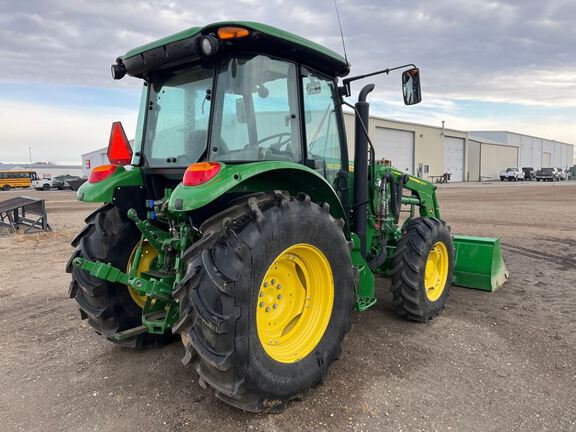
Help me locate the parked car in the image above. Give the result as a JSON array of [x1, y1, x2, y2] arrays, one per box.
[[500, 167, 525, 181], [52, 175, 82, 190], [32, 177, 53, 191], [536, 167, 560, 182], [522, 167, 535, 180], [556, 168, 567, 181]]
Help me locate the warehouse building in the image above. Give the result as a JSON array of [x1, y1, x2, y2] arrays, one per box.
[[469, 131, 574, 177], [81, 147, 108, 178], [343, 113, 575, 182]]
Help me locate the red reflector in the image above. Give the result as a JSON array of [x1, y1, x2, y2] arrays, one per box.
[[183, 162, 221, 186], [89, 164, 118, 183], [107, 121, 133, 165]]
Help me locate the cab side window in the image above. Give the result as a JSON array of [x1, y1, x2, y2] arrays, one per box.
[[302, 68, 343, 185]]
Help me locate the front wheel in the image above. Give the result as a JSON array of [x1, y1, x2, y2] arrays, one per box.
[[390, 217, 454, 321], [1, 184, 10, 191], [174, 192, 355, 412]]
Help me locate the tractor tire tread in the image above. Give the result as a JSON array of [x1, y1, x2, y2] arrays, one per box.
[[390, 217, 454, 322], [175, 191, 355, 412], [67, 204, 171, 349]]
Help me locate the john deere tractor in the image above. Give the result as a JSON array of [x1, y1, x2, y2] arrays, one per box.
[[67, 22, 508, 412]]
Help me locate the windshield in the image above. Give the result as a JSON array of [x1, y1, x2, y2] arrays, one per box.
[[210, 55, 302, 162], [143, 65, 213, 167]]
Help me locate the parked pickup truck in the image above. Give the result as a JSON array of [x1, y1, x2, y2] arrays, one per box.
[[32, 177, 53, 191], [536, 167, 560, 182], [500, 167, 525, 181]]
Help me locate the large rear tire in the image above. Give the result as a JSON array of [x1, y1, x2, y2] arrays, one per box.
[[66, 204, 171, 348], [173, 192, 355, 412], [390, 217, 454, 321]]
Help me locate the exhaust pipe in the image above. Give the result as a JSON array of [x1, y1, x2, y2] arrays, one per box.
[[353, 84, 375, 258]]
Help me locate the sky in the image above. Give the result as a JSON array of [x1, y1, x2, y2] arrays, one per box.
[[0, 0, 575, 164]]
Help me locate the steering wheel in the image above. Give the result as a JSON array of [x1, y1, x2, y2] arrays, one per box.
[[258, 133, 292, 152]]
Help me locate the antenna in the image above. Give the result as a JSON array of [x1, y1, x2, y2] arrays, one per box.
[[334, 0, 348, 65]]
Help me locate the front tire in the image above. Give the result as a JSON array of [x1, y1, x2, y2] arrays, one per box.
[[174, 192, 355, 412], [66, 204, 170, 348], [390, 217, 454, 321]]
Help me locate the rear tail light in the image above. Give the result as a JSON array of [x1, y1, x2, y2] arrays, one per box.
[[107, 122, 133, 165], [89, 164, 118, 183], [183, 162, 221, 186]]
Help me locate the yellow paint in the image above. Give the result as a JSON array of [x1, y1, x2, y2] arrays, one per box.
[[256, 243, 334, 363], [424, 241, 449, 301], [126, 242, 158, 308]]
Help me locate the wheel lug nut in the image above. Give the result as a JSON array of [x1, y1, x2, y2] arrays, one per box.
[[277, 284, 281, 290], [263, 282, 268, 288], [259, 291, 264, 297], [265, 307, 270, 312], [271, 279, 276, 285], [273, 304, 278, 309], [277, 294, 283, 300], [259, 302, 265, 307]]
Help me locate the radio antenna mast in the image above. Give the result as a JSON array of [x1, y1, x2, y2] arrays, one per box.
[[334, 0, 349, 65]]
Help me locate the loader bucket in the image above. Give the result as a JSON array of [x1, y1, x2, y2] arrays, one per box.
[[452, 235, 509, 292]]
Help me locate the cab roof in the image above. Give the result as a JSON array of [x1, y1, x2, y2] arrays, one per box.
[[119, 21, 350, 78]]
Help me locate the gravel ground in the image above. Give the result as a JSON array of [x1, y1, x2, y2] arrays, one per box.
[[0, 182, 575, 432]]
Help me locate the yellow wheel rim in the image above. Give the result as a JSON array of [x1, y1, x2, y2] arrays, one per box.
[[126, 242, 158, 308], [424, 241, 449, 302], [256, 243, 334, 363]]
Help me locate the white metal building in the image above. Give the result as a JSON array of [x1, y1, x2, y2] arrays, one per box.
[[81, 148, 109, 178], [470, 131, 574, 172], [343, 113, 575, 182]]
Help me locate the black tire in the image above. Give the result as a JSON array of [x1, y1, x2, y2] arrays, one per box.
[[390, 217, 454, 321], [66, 204, 171, 348], [42, 184, 51, 191], [173, 192, 355, 412], [1, 184, 10, 191]]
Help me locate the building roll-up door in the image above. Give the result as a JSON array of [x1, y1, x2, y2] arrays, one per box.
[[542, 152, 552, 167], [374, 127, 414, 174], [444, 136, 465, 182]]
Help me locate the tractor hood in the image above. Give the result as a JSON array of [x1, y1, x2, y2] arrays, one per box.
[[118, 21, 350, 79]]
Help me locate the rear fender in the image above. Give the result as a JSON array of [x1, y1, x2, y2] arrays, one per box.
[[168, 161, 349, 237]]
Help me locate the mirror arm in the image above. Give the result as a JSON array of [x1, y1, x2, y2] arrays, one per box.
[[340, 63, 417, 97]]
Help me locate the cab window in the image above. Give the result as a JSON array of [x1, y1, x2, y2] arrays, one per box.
[[302, 68, 342, 185]]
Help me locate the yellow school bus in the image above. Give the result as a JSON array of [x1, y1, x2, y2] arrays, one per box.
[[0, 170, 39, 191]]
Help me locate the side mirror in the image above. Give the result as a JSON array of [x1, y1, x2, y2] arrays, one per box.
[[235, 98, 247, 123], [402, 68, 422, 105]]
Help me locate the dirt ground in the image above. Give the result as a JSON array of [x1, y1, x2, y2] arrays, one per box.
[[0, 181, 575, 432]]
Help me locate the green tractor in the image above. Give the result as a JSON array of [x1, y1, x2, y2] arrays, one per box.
[[67, 22, 508, 412]]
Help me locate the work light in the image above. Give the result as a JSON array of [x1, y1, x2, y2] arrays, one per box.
[[200, 35, 219, 56]]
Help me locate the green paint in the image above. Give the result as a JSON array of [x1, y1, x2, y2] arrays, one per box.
[[350, 233, 376, 311], [452, 235, 509, 292], [168, 161, 349, 234], [122, 21, 347, 67], [77, 167, 143, 203]]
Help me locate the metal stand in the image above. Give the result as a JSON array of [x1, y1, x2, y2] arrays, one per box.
[[0, 196, 52, 233]]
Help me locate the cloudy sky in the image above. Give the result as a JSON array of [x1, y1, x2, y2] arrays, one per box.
[[0, 0, 574, 163]]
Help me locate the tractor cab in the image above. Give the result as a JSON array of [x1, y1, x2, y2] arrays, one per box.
[[112, 23, 351, 198]]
